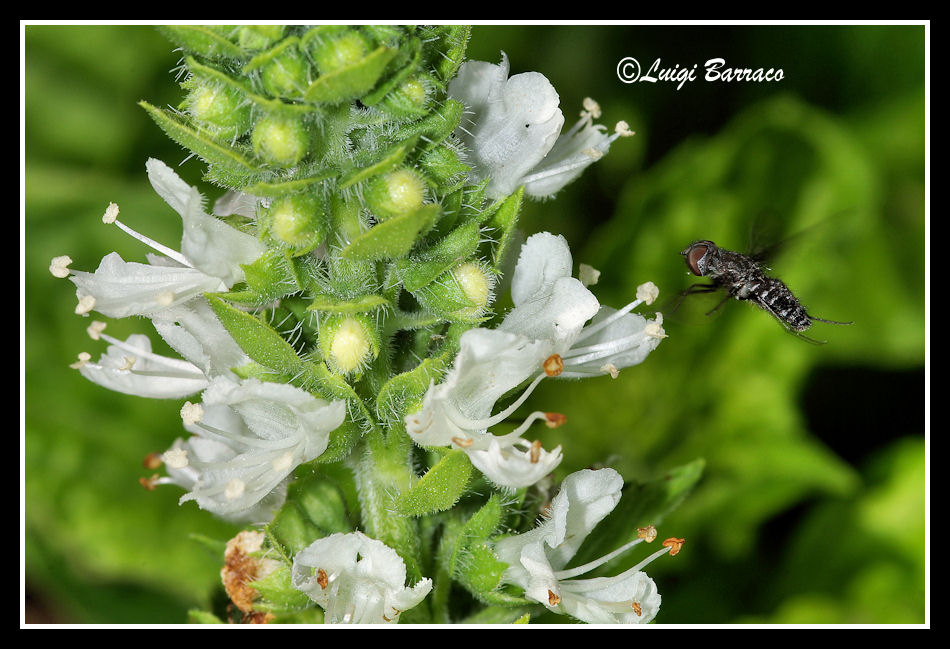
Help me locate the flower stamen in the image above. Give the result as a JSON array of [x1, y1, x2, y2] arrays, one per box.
[[637, 525, 658, 543], [662, 537, 685, 557], [103, 202, 193, 268], [543, 353, 564, 376]]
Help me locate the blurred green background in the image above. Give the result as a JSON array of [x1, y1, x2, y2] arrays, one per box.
[[24, 24, 926, 624]]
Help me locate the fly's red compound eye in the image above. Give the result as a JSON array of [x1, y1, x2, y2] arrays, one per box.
[[685, 243, 709, 276]]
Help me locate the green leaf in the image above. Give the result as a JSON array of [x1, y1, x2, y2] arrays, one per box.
[[485, 187, 524, 270], [394, 99, 464, 151], [458, 494, 504, 544], [359, 38, 422, 107], [206, 295, 303, 374], [341, 203, 440, 262], [158, 26, 246, 60], [338, 136, 419, 189], [394, 450, 473, 516], [241, 168, 337, 197], [304, 45, 398, 104], [317, 419, 364, 465], [418, 144, 471, 191], [306, 293, 390, 315], [456, 544, 508, 594], [138, 101, 261, 187], [376, 352, 450, 422], [242, 35, 300, 73], [250, 565, 312, 611], [448, 496, 510, 601], [421, 25, 471, 83], [184, 55, 255, 98], [288, 470, 352, 537], [232, 248, 302, 303], [267, 503, 322, 561], [397, 220, 481, 293], [459, 606, 534, 625]]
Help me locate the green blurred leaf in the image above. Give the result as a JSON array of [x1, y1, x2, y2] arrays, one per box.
[[569, 460, 704, 571]]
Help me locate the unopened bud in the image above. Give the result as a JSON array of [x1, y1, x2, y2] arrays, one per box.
[[320, 314, 378, 376], [186, 82, 252, 140], [365, 168, 426, 221], [264, 192, 327, 252], [311, 30, 370, 75], [252, 113, 310, 166]]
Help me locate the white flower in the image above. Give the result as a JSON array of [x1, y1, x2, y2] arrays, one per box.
[[72, 331, 209, 399], [449, 53, 632, 200], [493, 468, 680, 624], [72, 300, 249, 399], [61, 159, 265, 318], [160, 376, 347, 519], [404, 233, 664, 488], [292, 531, 433, 624]]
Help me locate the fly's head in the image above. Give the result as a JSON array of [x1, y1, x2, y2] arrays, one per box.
[[681, 240, 721, 278]]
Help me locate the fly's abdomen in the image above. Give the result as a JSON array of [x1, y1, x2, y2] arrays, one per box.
[[751, 277, 811, 331]]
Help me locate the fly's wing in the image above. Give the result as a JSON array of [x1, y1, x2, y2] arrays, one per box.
[[745, 210, 800, 264], [746, 209, 855, 264]]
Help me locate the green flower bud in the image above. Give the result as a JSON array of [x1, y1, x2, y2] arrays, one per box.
[[263, 192, 327, 253], [319, 314, 379, 376], [238, 25, 285, 51], [259, 47, 310, 99], [185, 82, 252, 140], [365, 168, 426, 220], [417, 260, 495, 319], [311, 31, 371, 75], [252, 113, 310, 166], [377, 75, 431, 120]]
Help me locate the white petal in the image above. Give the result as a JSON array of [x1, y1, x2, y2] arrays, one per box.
[[213, 190, 261, 219], [78, 333, 208, 398], [151, 299, 250, 379], [449, 54, 565, 199], [523, 120, 613, 199], [546, 469, 624, 567], [292, 532, 432, 624], [565, 307, 662, 374], [202, 377, 346, 458], [508, 232, 574, 306], [146, 158, 265, 286], [560, 570, 661, 624], [174, 377, 345, 517], [405, 328, 550, 447], [164, 436, 289, 524], [69, 252, 226, 318], [501, 234, 600, 348], [466, 438, 562, 489], [447, 54, 510, 116]]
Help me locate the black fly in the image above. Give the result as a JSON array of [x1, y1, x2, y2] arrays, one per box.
[[678, 240, 852, 344]]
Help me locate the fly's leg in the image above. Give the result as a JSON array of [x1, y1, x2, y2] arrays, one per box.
[[704, 294, 731, 317], [672, 283, 718, 314], [807, 314, 854, 326]]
